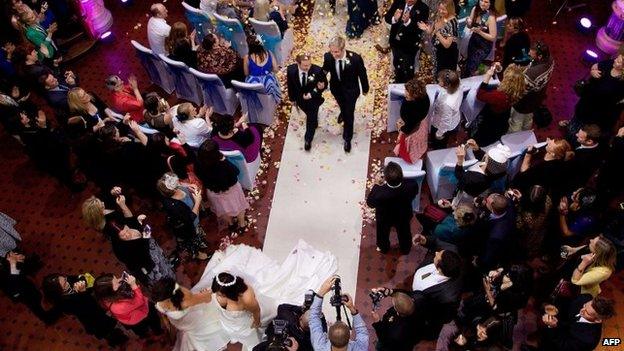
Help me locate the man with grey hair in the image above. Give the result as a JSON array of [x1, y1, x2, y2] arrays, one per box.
[[322, 36, 369, 153], [147, 3, 171, 55]]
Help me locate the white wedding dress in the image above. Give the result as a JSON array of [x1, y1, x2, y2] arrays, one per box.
[[156, 302, 229, 351], [186, 239, 338, 351]]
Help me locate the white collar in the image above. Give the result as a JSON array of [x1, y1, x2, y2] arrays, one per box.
[[577, 143, 598, 150], [576, 314, 599, 324], [386, 182, 402, 189], [337, 52, 347, 61], [298, 68, 309, 76]]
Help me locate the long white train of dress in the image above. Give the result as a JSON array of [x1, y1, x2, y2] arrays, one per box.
[[190, 239, 338, 351]]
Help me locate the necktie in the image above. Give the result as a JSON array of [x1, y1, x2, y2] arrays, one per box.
[[339, 60, 344, 81], [301, 72, 306, 87]]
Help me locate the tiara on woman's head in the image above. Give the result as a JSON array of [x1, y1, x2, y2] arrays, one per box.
[[216, 273, 236, 287]]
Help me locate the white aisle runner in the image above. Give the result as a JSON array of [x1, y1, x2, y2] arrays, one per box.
[[263, 0, 384, 310]]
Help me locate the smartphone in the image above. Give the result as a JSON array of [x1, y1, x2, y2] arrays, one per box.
[[142, 224, 151, 239], [121, 271, 129, 281]]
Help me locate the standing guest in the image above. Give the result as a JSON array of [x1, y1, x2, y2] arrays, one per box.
[[500, 17, 530, 69], [345, 0, 381, 38], [172, 103, 212, 149], [394, 77, 430, 163], [504, 0, 531, 18], [540, 295, 615, 351], [39, 71, 77, 122], [385, 0, 429, 83], [514, 138, 572, 199], [366, 162, 419, 254], [509, 41, 554, 132], [569, 235, 616, 297], [565, 124, 603, 191], [12, 45, 57, 93], [42, 273, 129, 347], [322, 36, 369, 152], [166, 22, 199, 68], [195, 139, 249, 231], [0, 212, 21, 258], [20, 10, 58, 62], [432, 204, 477, 248], [94, 273, 163, 338], [472, 63, 525, 146], [253, 0, 289, 38], [82, 187, 136, 242], [430, 69, 462, 149], [244, 39, 282, 103], [67, 87, 118, 132], [596, 127, 624, 199], [463, 0, 497, 77], [370, 291, 418, 351], [286, 54, 327, 151], [105, 74, 144, 123], [211, 113, 263, 163], [417, 0, 459, 74], [196, 33, 244, 89], [558, 188, 601, 245], [475, 193, 516, 271], [515, 185, 551, 258], [0, 39, 16, 79], [147, 3, 171, 56]]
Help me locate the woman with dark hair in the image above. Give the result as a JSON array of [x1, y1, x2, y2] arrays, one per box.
[[195, 139, 249, 230], [94, 273, 163, 338], [394, 78, 430, 164], [166, 22, 198, 68], [558, 188, 601, 245], [515, 185, 552, 258], [430, 69, 462, 149], [143, 92, 172, 133], [462, 0, 497, 77], [500, 17, 530, 69], [439, 316, 504, 351], [197, 33, 244, 88], [42, 273, 128, 347], [243, 39, 281, 103], [211, 113, 262, 163], [152, 277, 226, 351]]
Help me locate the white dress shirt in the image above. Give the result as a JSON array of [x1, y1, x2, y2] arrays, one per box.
[[335, 53, 347, 81], [431, 88, 463, 136], [412, 263, 450, 291], [172, 117, 212, 148], [147, 17, 171, 55], [392, 5, 413, 26], [298, 68, 309, 86]]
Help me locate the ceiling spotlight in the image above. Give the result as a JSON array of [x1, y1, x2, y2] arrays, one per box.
[[582, 49, 599, 64]]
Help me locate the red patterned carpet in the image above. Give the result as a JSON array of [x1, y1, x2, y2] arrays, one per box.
[[0, 0, 622, 350]]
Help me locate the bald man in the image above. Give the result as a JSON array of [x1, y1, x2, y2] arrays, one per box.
[[147, 3, 171, 55]]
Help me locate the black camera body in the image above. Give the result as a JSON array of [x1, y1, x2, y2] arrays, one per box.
[[303, 290, 314, 311], [369, 291, 385, 311], [268, 319, 293, 348], [329, 277, 346, 307]]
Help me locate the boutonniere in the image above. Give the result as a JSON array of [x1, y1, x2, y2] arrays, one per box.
[[344, 58, 351, 66], [308, 74, 315, 81]]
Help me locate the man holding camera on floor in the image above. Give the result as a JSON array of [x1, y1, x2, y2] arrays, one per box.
[[310, 276, 369, 351]]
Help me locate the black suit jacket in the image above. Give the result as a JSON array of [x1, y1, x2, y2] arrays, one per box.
[[286, 64, 327, 108], [541, 294, 603, 351], [322, 50, 369, 99], [366, 179, 419, 223], [384, 0, 429, 56], [565, 146, 603, 191], [478, 203, 517, 271]]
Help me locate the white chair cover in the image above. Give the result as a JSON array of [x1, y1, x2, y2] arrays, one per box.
[[222, 150, 259, 190], [159, 54, 203, 106], [501, 130, 538, 181], [249, 18, 292, 66], [384, 158, 426, 212], [231, 80, 276, 126], [213, 13, 248, 57], [387, 84, 405, 133], [189, 68, 239, 115], [459, 74, 500, 126], [130, 40, 175, 94], [425, 147, 478, 202], [182, 2, 214, 43], [199, 0, 218, 12]]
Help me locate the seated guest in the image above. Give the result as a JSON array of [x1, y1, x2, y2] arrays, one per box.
[[196, 33, 244, 88], [558, 188, 601, 245], [105, 74, 144, 123], [253, 0, 289, 38], [42, 273, 129, 347], [370, 290, 418, 351], [430, 69, 462, 149], [172, 103, 212, 149], [143, 92, 172, 133], [244, 39, 281, 103], [366, 162, 419, 254], [211, 113, 262, 163], [463, 0, 497, 77], [0, 39, 16, 79], [196, 139, 249, 230], [39, 71, 78, 122], [436, 316, 504, 351], [540, 294, 615, 351], [67, 87, 117, 132], [394, 77, 430, 164], [432, 204, 477, 249], [94, 273, 164, 338], [509, 41, 554, 133], [472, 63, 525, 146], [565, 124, 603, 192], [166, 22, 198, 68], [474, 192, 516, 271], [0, 82, 37, 136], [310, 276, 369, 351], [500, 17, 530, 69], [569, 235, 616, 297], [12, 44, 58, 93], [454, 140, 511, 201]]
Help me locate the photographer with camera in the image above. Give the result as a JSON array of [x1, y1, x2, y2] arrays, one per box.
[[369, 288, 417, 351], [310, 276, 368, 351]]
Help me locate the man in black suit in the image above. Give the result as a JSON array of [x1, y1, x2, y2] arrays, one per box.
[[565, 124, 603, 191], [366, 162, 418, 254], [39, 71, 78, 124], [370, 290, 418, 351], [541, 294, 615, 351], [384, 0, 429, 83], [286, 54, 327, 151], [322, 36, 369, 153], [474, 193, 516, 271]]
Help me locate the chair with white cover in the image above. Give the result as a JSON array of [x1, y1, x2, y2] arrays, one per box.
[[182, 2, 213, 43], [248, 18, 292, 66], [231, 80, 276, 126], [159, 54, 203, 106], [384, 158, 426, 212], [459, 74, 500, 127], [213, 13, 248, 57], [131, 40, 175, 94], [501, 130, 538, 181], [189, 68, 239, 115], [222, 150, 261, 190], [425, 147, 478, 202], [387, 84, 440, 133]]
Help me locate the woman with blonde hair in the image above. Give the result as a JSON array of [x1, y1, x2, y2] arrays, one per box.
[[394, 77, 430, 163], [417, 0, 459, 73], [166, 22, 199, 68], [432, 204, 477, 246], [68, 87, 117, 131], [472, 63, 525, 146], [81, 187, 133, 238], [252, 0, 288, 38], [565, 235, 616, 296]]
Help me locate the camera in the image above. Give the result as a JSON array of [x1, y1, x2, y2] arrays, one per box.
[[369, 290, 386, 311], [303, 290, 314, 311], [329, 277, 346, 307], [268, 319, 292, 348]]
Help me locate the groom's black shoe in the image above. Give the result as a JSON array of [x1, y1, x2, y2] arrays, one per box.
[[337, 113, 343, 124], [344, 140, 351, 153], [304, 141, 311, 151]]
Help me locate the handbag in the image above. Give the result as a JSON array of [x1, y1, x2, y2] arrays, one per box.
[[422, 204, 448, 223], [533, 106, 553, 129]]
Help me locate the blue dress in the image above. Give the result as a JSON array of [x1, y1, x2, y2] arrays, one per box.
[[245, 53, 282, 103], [346, 0, 380, 38]]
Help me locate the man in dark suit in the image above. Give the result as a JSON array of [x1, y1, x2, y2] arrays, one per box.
[[366, 162, 418, 254], [384, 0, 429, 83], [322, 36, 369, 153], [541, 294, 615, 351], [39, 71, 77, 124], [370, 290, 418, 351], [566, 124, 603, 191], [475, 193, 516, 271], [286, 54, 327, 151]]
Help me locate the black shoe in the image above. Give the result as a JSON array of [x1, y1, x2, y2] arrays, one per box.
[[304, 141, 311, 151], [337, 113, 343, 124], [344, 140, 351, 153]]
